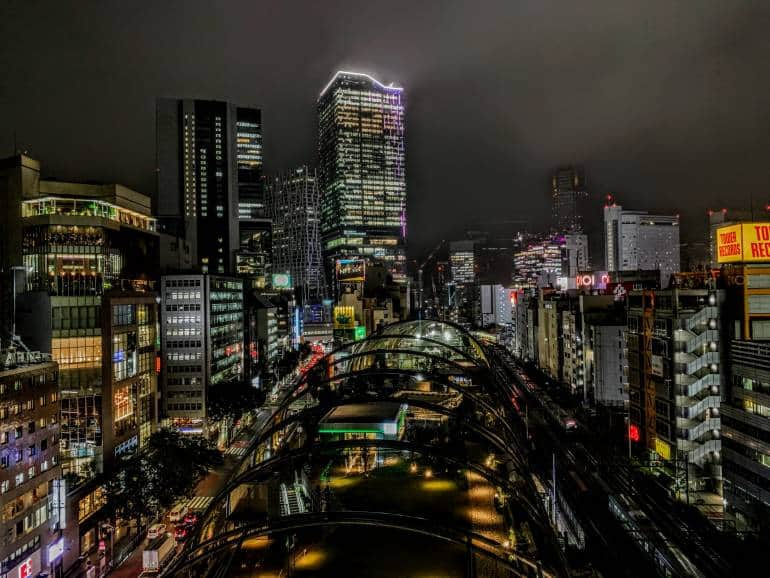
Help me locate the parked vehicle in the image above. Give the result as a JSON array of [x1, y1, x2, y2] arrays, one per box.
[[142, 536, 174, 573]]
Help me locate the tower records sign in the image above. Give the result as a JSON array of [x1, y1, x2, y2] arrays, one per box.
[[717, 223, 770, 263]]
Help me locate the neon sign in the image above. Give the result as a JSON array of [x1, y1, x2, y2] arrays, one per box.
[[576, 272, 611, 289]]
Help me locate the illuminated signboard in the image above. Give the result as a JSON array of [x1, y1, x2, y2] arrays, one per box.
[[576, 271, 611, 290], [628, 424, 640, 442], [271, 272, 292, 289], [717, 223, 770, 263], [18, 558, 33, 578], [655, 437, 671, 461], [353, 325, 366, 341], [48, 538, 64, 563], [333, 306, 356, 329], [336, 259, 366, 282]]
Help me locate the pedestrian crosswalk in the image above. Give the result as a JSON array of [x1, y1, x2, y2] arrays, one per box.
[[186, 496, 213, 512], [225, 446, 248, 457]]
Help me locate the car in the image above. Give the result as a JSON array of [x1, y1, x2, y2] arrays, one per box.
[[174, 525, 190, 541], [147, 523, 167, 540], [169, 502, 189, 523]]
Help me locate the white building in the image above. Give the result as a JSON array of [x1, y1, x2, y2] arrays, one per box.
[[477, 284, 512, 327], [604, 201, 680, 286], [160, 275, 244, 434]]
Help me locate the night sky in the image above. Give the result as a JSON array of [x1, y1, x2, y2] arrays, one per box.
[[1, 1, 769, 256]]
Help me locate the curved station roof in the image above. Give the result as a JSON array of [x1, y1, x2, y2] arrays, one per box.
[[165, 320, 566, 578]]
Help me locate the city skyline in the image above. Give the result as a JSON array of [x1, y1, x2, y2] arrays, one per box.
[[2, 1, 769, 255]]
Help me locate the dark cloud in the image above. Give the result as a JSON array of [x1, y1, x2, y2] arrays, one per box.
[[1, 0, 768, 255]]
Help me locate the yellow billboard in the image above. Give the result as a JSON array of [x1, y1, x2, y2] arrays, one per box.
[[333, 306, 355, 329], [655, 438, 671, 461], [717, 223, 770, 263]]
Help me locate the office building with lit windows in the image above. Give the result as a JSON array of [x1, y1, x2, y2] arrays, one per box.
[[1, 155, 159, 482], [318, 71, 407, 290], [0, 352, 62, 578], [101, 292, 159, 473], [267, 166, 326, 303], [160, 275, 243, 436], [156, 99, 267, 275], [604, 199, 680, 287]]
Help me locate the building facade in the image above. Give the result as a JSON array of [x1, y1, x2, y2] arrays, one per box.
[[318, 71, 407, 288], [0, 354, 62, 578], [551, 166, 589, 233], [157, 99, 266, 275], [626, 287, 723, 498], [267, 167, 325, 302], [160, 275, 243, 434], [101, 292, 159, 473], [1, 155, 159, 481], [604, 200, 680, 287]]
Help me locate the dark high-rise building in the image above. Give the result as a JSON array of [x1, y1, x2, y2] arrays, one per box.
[[318, 71, 407, 291], [267, 167, 325, 303], [156, 99, 266, 274], [551, 166, 589, 233]]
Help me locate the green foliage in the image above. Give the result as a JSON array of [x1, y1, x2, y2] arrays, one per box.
[[207, 380, 265, 423], [103, 428, 223, 524]]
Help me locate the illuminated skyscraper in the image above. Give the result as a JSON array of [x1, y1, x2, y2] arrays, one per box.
[[156, 99, 266, 275], [267, 166, 326, 302], [318, 71, 407, 290]]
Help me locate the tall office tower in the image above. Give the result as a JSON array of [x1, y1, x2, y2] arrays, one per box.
[[627, 286, 724, 500], [318, 71, 407, 291], [267, 167, 325, 303], [551, 166, 589, 233], [157, 99, 266, 275], [160, 275, 243, 437], [1, 155, 159, 481], [604, 199, 680, 287]]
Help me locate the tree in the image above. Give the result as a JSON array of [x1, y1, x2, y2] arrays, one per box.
[[103, 453, 156, 529], [146, 428, 223, 510], [207, 380, 265, 423]]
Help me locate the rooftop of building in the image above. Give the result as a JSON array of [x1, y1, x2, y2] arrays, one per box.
[[0, 347, 56, 375], [320, 402, 404, 424], [319, 70, 403, 98]]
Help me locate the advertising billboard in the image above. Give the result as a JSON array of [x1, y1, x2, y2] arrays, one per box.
[[333, 305, 356, 329], [271, 272, 292, 289], [716, 222, 770, 263], [336, 259, 366, 282]]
